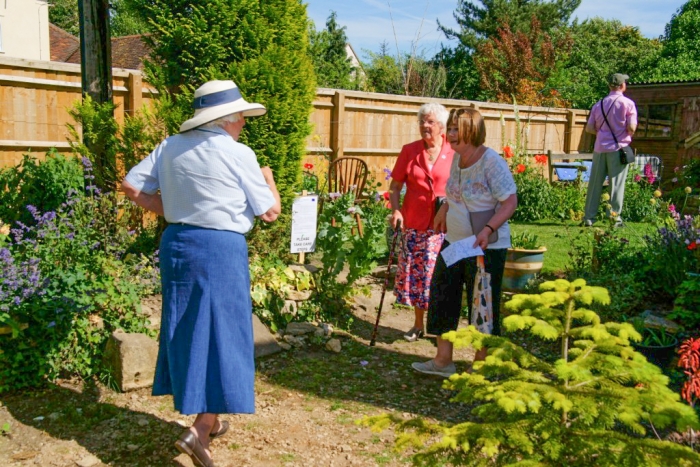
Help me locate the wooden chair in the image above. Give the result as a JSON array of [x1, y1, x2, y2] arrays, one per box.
[[328, 157, 369, 200], [325, 156, 369, 236]]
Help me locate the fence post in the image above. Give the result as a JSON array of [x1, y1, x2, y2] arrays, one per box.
[[564, 110, 574, 153], [330, 90, 345, 161], [127, 72, 142, 117]]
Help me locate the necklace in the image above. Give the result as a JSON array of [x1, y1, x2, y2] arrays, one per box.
[[425, 145, 440, 162]]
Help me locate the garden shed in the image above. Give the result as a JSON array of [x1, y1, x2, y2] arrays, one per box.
[[625, 79, 700, 180]]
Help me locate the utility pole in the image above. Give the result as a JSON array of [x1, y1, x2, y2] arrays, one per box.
[[78, 0, 112, 104]]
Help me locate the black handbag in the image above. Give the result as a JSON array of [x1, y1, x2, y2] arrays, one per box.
[[600, 97, 635, 164]]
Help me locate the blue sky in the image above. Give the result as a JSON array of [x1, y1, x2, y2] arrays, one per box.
[[306, 0, 687, 60]]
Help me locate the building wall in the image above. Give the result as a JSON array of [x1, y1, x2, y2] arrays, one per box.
[[0, 0, 50, 61], [626, 82, 700, 180]]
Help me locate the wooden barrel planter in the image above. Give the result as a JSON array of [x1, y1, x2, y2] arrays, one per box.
[[502, 247, 547, 291]]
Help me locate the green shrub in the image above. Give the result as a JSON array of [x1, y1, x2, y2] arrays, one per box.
[[0, 150, 83, 228], [363, 279, 700, 466], [623, 168, 659, 222], [0, 160, 159, 392], [512, 169, 557, 221], [669, 274, 700, 332]]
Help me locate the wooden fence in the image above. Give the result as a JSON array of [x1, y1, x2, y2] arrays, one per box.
[[308, 89, 592, 189], [0, 55, 156, 167], [0, 56, 593, 190]]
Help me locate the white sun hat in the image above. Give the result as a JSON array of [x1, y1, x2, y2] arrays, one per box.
[[179, 80, 267, 133]]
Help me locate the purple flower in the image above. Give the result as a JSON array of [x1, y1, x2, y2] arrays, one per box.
[[383, 168, 392, 181]]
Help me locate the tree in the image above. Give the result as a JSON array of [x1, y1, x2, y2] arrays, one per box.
[[49, 0, 80, 36], [129, 0, 316, 208], [362, 46, 448, 98], [638, 0, 700, 82], [474, 17, 572, 106], [363, 42, 403, 95], [551, 18, 661, 109], [308, 12, 357, 89], [48, 0, 147, 37], [440, 0, 581, 51], [109, 0, 149, 36]]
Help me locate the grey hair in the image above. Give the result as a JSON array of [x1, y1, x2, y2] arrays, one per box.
[[417, 103, 449, 129], [202, 112, 242, 129]]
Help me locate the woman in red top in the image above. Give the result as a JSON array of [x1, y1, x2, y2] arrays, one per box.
[[389, 103, 454, 341]]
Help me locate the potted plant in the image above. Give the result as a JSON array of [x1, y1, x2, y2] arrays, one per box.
[[502, 231, 546, 290], [629, 318, 679, 368]]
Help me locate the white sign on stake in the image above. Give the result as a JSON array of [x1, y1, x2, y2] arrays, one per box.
[[290, 195, 318, 253]]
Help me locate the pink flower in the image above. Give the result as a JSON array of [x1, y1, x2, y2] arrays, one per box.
[[634, 174, 642, 182], [668, 204, 676, 213]]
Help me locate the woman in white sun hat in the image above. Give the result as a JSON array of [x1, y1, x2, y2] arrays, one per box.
[[122, 80, 281, 467]]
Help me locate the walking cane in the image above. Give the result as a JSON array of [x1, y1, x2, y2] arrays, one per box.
[[369, 220, 401, 346]]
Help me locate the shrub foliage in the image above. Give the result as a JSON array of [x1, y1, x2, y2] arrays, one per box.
[[363, 279, 700, 466]]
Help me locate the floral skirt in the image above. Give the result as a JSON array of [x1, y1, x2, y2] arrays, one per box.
[[393, 228, 444, 310]]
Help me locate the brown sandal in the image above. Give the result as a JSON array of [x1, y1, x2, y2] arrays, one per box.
[[209, 420, 229, 440], [175, 430, 215, 467]]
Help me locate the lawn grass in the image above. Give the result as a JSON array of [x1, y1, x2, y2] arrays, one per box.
[[511, 219, 657, 275]]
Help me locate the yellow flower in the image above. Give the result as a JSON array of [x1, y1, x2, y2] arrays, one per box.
[[685, 186, 692, 194], [653, 190, 662, 198], [0, 224, 9, 236], [601, 193, 610, 201], [610, 211, 618, 218], [650, 198, 657, 205], [605, 203, 612, 210]]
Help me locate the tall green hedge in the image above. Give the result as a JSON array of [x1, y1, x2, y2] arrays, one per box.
[[128, 0, 317, 204]]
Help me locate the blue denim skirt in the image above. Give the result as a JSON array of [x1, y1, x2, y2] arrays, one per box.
[[153, 224, 254, 415]]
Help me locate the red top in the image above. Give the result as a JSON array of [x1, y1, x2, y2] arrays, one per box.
[[391, 137, 454, 230]]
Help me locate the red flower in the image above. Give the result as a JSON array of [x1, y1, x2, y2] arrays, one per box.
[[534, 154, 547, 165], [303, 162, 314, 170], [503, 146, 514, 159], [516, 164, 526, 174], [382, 191, 390, 200], [688, 241, 697, 251]]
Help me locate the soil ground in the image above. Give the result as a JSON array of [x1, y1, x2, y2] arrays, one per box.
[[0, 272, 478, 467]]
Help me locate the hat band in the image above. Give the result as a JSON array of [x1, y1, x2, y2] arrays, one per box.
[[193, 88, 243, 109]]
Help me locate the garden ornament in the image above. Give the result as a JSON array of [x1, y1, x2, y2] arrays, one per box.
[[180, 80, 267, 132], [471, 255, 493, 334], [370, 220, 402, 346]]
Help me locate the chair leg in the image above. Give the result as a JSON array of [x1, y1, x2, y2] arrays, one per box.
[[355, 213, 364, 238]]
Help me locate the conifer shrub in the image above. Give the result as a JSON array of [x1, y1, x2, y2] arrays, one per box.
[[363, 279, 700, 466]]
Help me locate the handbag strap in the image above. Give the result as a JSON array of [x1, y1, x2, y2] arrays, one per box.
[[600, 96, 623, 149]]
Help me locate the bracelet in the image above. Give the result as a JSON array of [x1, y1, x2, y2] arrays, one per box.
[[485, 224, 495, 233]]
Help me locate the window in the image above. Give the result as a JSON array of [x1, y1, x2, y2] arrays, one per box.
[[636, 103, 675, 139]]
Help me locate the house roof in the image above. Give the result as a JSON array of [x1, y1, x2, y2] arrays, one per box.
[[49, 24, 151, 71], [49, 23, 80, 62], [629, 78, 700, 86]]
